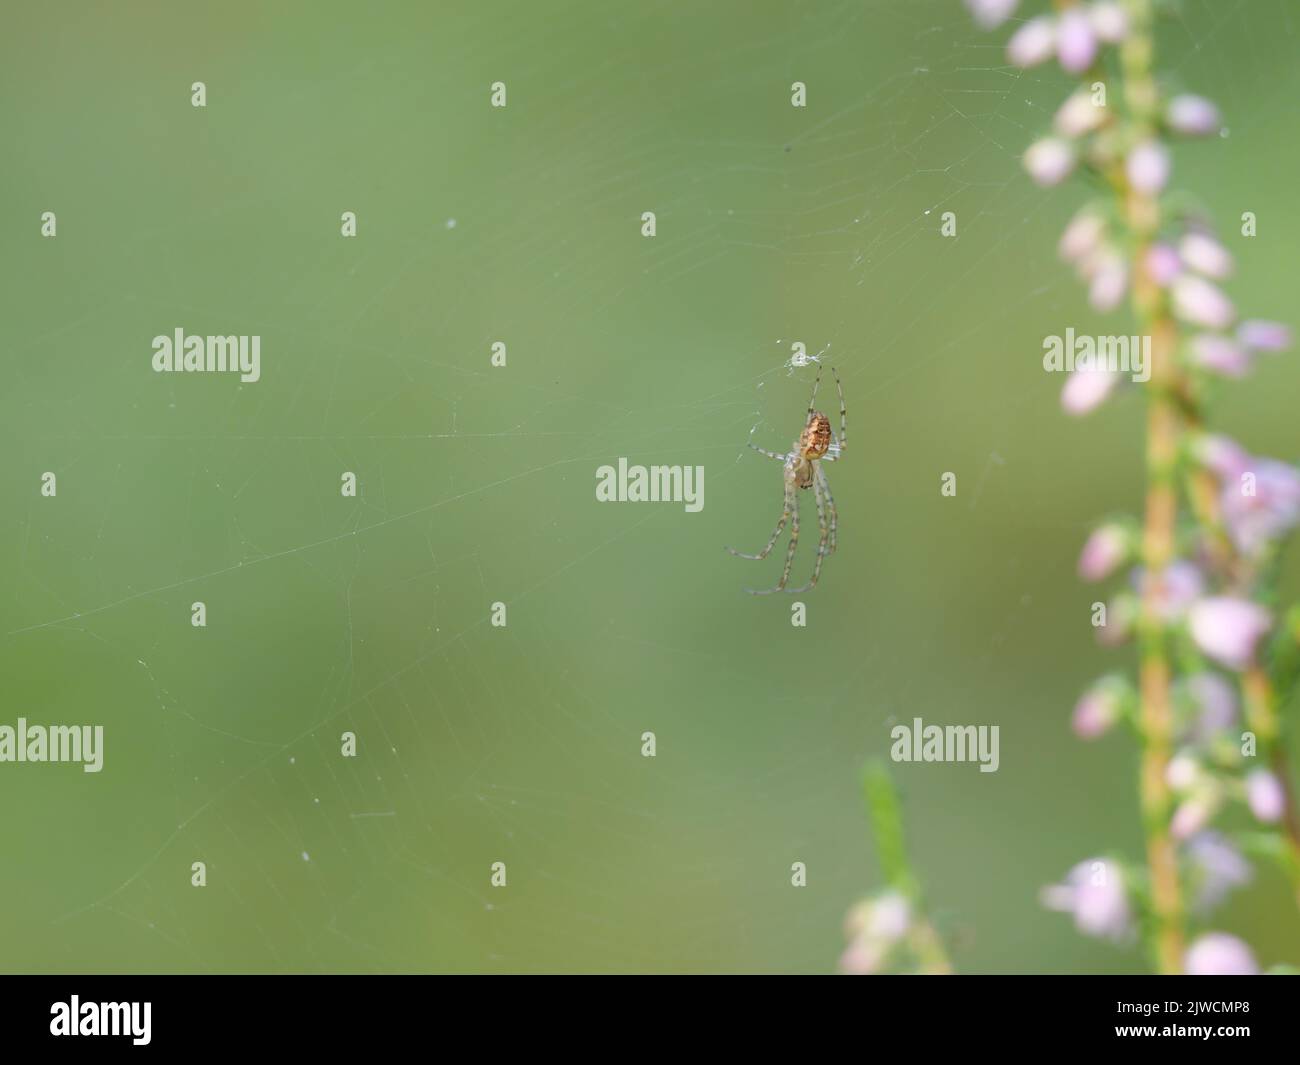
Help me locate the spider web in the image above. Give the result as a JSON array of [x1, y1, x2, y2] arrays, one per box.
[[3, 0, 1299, 973]]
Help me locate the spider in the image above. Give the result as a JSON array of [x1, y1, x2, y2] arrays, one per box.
[[727, 365, 846, 595]]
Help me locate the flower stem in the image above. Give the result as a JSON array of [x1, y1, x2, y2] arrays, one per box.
[[1121, 0, 1185, 973], [1136, 328, 1186, 974], [862, 762, 953, 973]]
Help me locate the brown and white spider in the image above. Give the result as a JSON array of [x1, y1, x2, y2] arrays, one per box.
[[727, 365, 846, 595]]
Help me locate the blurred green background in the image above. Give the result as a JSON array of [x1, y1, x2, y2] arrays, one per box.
[[2, 0, 1298, 973]]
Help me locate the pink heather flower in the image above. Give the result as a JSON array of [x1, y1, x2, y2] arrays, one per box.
[[1096, 593, 1137, 647], [1072, 676, 1128, 739], [1061, 367, 1120, 415], [1172, 274, 1235, 329], [1056, 8, 1098, 73], [964, 0, 1019, 30], [1220, 458, 1300, 555], [1237, 319, 1292, 352], [1055, 90, 1107, 137], [1145, 242, 1182, 287], [1059, 211, 1107, 263], [1188, 597, 1272, 670], [1133, 560, 1204, 622], [1166, 753, 1203, 793], [1126, 139, 1171, 195], [1171, 794, 1216, 840], [1167, 94, 1222, 137], [1179, 672, 1239, 743], [1078, 523, 1129, 581], [839, 937, 887, 975], [1088, 2, 1128, 43], [841, 891, 912, 975], [1185, 933, 1260, 976], [1041, 860, 1132, 941], [864, 892, 912, 940], [1024, 138, 1076, 187], [1187, 832, 1251, 913], [1195, 433, 1251, 480], [1007, 16, 1056, 68], [1088, 254, 1128, 312], [1178, 232, 1234, 280], [1246, 768, 1286, 823], [1189, 333, 1252, 378]]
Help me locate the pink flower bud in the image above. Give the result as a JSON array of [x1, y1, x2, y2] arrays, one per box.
[[1088, 2, 1128, 43], [1088, 253, 1128, 312], [1007, 16, 1056, 68], [1181, 672, 1239, 743], [1167, 94, 1222, 137], [865, 892, 912, 940], [1135, 560, 1204, 622], [1166, 753, 1201, 792], [1221, 458, 1300, 556], [1171, 794, 1215, 840], [1172, 274, 1235, 329], [1145, 242, 1182, 287], [1126, 139, 1170, 195], [1187, 832, 1251, 913], [1056, 8, 1098, 73], [1055, 90, 1107, 137], [1195, 434, 1250, 480], [1096, 594, 1137, 647], [1078, 524, 1129, 581], [1246, 768, 1285, 823], [1041, 859, 1132, 941], [1188, 597, 1272, 670], [1024, 138, 1076, 187], [1185, 933, 1259, 976], [1072, 676, 1128, 739], [1189, 333, 1252, 378], [964, 0, 1019, 30], [1237, 319, 1292, 352], [839, 938, 887, 975], [1059, 210, 1107, 262], [1061, 367, 1120, 415], [1178, 232, 1234, 279]]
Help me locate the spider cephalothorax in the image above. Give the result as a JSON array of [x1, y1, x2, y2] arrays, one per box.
[[727, 366, 846, 594]]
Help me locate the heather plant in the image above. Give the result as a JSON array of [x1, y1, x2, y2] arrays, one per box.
[[844, 0, 1299, 975], [840, 765, 953, 975], [963, 0, 1300, 975]]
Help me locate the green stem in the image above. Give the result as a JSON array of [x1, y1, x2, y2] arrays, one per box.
[[1119, 0, 1185, 974], [862, 762, 953, 973]]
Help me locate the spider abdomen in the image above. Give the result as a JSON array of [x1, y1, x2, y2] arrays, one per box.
[[801, 412, 832, 459]]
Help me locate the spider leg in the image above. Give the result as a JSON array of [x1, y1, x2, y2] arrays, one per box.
[[831, 366, 845, 454], [747, 442, 788, 462], [787, 473, 830, 593], [805, 364, 823, 419], [747, 487, 800, 595], [726, 485, 791, 561], [819, 464, 837, 555]]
